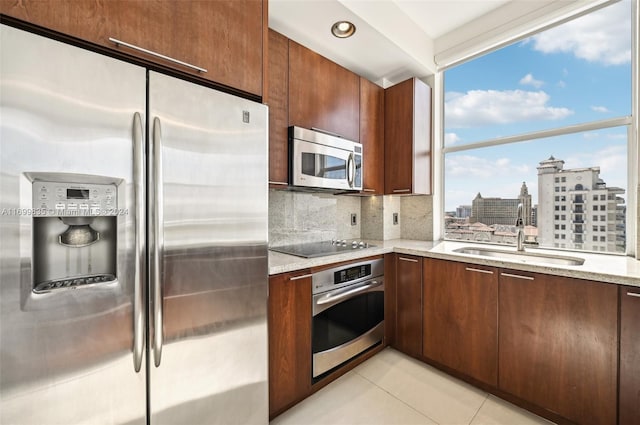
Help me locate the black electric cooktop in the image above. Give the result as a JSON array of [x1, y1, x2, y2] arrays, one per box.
[[270, 240, 375, 258]]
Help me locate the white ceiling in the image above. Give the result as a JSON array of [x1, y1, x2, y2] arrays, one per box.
[[269, 0, 578, 87], [269, 0, 511, 86], [392, 0, 511, 39]]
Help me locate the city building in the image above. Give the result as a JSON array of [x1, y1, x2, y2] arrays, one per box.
[[537, 156, 625, 253], [469, 182, 532, 226], [456, 205, 472, 218]]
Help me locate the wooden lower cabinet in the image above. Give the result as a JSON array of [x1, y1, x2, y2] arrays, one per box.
[[268, 270, 312, 418], [620, 285, 640, 425], [394, 255, 423, 358], [422, 259, 498, 386], [498, 270, 618, 425]]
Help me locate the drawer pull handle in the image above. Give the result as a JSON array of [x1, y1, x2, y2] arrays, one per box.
[[392, 189, 411, 193], [501, 273, 534, 281], [363, 189, 376, 192], [109, 38, 207, 73], [269, 181, 288, 186], [627, 292, 640, 298], [465, 267, 494, 274], [289, 273, 312, 281], [398, 257, 418, 263]]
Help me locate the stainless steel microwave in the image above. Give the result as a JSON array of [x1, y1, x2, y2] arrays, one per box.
[[289, 126, 362, 191]]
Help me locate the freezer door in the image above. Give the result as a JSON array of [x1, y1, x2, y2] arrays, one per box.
[[148, 71, 268, 424], [0, 25, 147, 424]]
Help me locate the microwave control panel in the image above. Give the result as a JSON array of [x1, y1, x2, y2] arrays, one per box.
[[32, 181, 118, 217]]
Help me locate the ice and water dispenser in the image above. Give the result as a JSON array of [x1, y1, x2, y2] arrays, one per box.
[[31, 178, 119, 293]]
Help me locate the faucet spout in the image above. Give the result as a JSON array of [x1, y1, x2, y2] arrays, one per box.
[[516, 203, 525, 252]]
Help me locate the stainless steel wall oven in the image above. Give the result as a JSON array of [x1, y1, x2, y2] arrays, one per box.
[[311, 258, 384, 379]]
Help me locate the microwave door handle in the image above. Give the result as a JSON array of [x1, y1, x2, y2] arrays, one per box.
[[347, 153, 355, 188], [132, 112, 145, 373]]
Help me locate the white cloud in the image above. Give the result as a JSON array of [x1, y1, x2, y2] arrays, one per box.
[[446, 155, 531, 180], [556, 80, 566, 88], [582, 132, 600, 140], [519, 73, 544, 88], [591, 105, 609, 113], [445, 89, 573, 128], [444, 132, 462, 146], [528, 1, 631, 66], [564, 144, 627, 190], [445, 155, 538, 209]]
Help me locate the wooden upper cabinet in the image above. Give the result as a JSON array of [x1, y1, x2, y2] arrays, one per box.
[[359, 78, 384, 195], [422, 259, 498, 386], [498, 271, 617, 425], [288, 40, 359, 141], [384, 77, 431, 195], [0, 0, 266, 97], [267, 29, 289, 186], [620, 286, 640, 425]]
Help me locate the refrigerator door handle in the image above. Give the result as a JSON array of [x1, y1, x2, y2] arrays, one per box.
[[150, 116, 164, 368], [132, 112, 146, 373]]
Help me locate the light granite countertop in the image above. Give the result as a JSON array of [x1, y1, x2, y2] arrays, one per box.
[[269, 239, 640, 287]]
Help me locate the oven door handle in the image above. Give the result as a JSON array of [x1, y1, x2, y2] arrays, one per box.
[[313, 279, 383, 316]]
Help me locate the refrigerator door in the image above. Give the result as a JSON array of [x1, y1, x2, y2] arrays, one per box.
[[0, 25, 147, 424], [147, 71, 268, 424]]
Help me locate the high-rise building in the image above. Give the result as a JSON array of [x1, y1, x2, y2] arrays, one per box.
[[537, 156, 625, 252], [470, 182, 532, 226], [456, 205, 472, 218]]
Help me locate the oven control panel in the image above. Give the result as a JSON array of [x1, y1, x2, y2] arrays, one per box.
[[313, 257, 384, 295], [334, 264, 371, 285]]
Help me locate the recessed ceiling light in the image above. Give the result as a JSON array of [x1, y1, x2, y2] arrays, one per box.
[[331, 21, 356, 38]]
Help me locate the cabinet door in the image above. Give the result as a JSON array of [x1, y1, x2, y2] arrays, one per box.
[[0, 0, 265, 96], [423, 259, 498, 386], [359, 78, 384, 194], [394, 255, 422, 358], [268, 271, 312, 418], [267, 29, 289, 186], [384, 77, 431, 195], [620, 286, 640, 425], [499, 271, 617, 425], [288, 40, 359, 141]]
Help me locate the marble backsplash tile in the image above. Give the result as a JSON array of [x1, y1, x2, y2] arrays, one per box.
[[269, 190, 361, 247], [361, 195, 432, 241], [269, 190, 435, 246], [401, 195, 433, 241], [361, 195, 402, 240]]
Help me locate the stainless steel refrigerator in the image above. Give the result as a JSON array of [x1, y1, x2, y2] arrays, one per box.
[[0, 24, 268, 424]]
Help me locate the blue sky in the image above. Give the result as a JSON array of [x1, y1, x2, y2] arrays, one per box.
[[443, 0, 632, 211]]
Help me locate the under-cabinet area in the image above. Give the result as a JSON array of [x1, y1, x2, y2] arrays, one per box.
[[269, 245, 640, 425]]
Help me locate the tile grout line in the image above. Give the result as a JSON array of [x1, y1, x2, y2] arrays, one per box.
[[467, 394, 490, 425], [354, 369, 442, 425]]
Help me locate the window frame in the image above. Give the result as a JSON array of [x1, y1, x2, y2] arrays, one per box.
[[434, 0, 638, 257]]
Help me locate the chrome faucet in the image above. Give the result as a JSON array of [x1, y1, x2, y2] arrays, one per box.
[[516, 203, 525, 252]]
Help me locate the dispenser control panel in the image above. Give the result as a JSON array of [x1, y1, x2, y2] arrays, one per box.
[[33, 181, 118, 217]]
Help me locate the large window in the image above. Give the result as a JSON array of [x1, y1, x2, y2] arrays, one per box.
[[443, 0, 634, 254]]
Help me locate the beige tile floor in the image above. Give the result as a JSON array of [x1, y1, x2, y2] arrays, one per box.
[[271, 348, 555, 425]]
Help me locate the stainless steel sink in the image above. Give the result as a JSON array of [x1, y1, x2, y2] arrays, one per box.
[[452, 247, 585, 266]]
